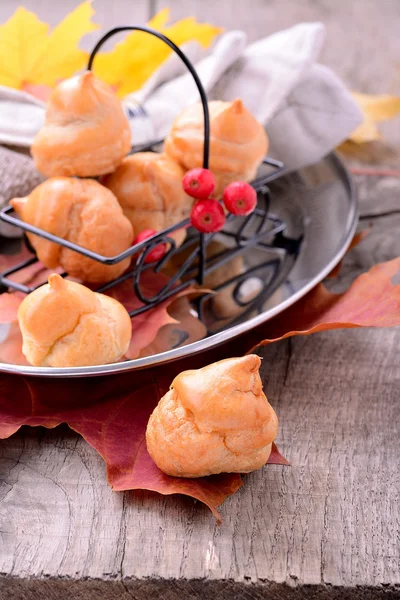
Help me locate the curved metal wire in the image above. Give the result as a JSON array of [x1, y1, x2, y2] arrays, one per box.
[[0, 157, 292, 314], [87, 25, 210, 169]]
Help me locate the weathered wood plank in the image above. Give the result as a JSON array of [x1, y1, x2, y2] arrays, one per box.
[[1, 578, 400, 600], [357, 175, 400, 218], [0, 325, 399, 596], [0, 0, 400, 597], [0, 184, 399, 595]]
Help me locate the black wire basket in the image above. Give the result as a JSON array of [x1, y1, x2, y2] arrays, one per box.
[[0, 26, 302, 335]]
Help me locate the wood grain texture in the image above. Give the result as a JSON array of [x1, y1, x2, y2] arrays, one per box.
[[0, 325, 399, 598], [0, 178, 399, 597], [1, 0, 400, 597]]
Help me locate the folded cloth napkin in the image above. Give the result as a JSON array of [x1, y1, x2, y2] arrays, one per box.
[[0, 146, 43, 237], [0, 22, 362, 235], [132, 23, 362, 169]]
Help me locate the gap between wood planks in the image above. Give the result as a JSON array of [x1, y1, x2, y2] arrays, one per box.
[[350, 167, 400, 177]]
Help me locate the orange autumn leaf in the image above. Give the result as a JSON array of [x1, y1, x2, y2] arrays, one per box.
[[138, 295, 207, 358], [0, 323, 28, 366], [0, 370, 285, 520], [245, 256, 400, 354], [1, 246, 400, 517], [0, 244, 32, 272]]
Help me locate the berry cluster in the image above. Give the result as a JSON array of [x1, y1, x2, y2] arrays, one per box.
[[133, 168, 257, 264], [182, 168, 257, 233]]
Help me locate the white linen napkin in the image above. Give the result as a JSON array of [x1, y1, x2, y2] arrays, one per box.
[[132, 23, 362, 170], [0, 87, 45, 147]]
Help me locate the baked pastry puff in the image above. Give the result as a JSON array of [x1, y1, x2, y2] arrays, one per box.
[[164, 99, 268, 197], [103, 152, 193, 246], [146, 355, 278, 477], [32, 71, 131, 178], [18, 274, 131, 367], [10, 177, 133, 284]]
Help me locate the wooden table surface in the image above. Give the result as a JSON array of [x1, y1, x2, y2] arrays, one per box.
[[0, 1, 399, 598]]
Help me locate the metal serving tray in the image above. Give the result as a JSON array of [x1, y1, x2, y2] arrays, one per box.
[[0, 152, 357, 377]]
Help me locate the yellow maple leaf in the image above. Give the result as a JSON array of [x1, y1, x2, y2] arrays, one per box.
[[348, 92, 400, 144], [93, 8, 222, 98], [0, 1, 98, 90]]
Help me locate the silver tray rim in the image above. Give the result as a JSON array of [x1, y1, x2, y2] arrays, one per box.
[[0, 153, 358, 378]]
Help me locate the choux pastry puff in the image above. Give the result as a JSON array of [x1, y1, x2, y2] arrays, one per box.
[[32, 71, 131, 178], [17, 274, 131, 367], [146, 355, 278, 477], [164, 99, 268, 197], [11, 177, 134, 284], [103, 152, 193, 246]]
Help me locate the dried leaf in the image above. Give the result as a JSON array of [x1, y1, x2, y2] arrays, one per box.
[[346, 92, 400, 144], [0, 4, 220, 101], [0, 2, 98, 91], [105, 273, 176, 359], [0, 371, 242, 519], [0, 369, 287, 519], [2, 253, 399, 518], [267, 442, 290, 466], [0, 244, 55, 295], [337, 139, 400, 165], [0, 244, 61, 322], [93, 8, 222, 97], [104, 272, 202, 359], [245, 257, 400, 354], [138, 296, 207, 357]]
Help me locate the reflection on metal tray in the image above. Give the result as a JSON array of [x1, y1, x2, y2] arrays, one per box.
[[0, 152, 357, 377]]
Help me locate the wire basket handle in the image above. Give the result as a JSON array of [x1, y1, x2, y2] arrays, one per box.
[[87, 26, 210, 169]]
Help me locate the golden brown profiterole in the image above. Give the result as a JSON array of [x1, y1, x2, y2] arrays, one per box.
[[146, 355, 278, 477], [11, 177, 133, 284], [103, 152, 193, 247], [18, 274, 132, 367], [164, 99, 268, 197], [32, 71, 131, 178]]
